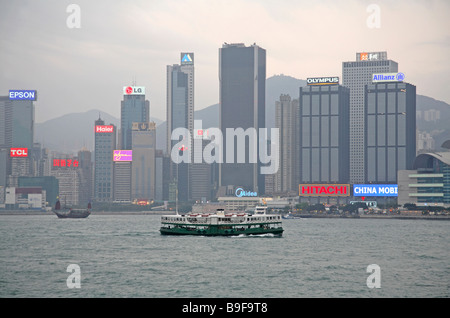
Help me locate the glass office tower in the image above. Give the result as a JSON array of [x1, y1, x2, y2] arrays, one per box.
[[343, 52, 398, 183], [299, 83, 350, 184], [365, 81, 416, 183], [219, 43, 266, 194], [121, 87, 149, 150]]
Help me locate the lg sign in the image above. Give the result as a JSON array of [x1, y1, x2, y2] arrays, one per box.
[[10, 148, 28, 157], [123, 86, 145, 95], [96, 125, 114, 133]]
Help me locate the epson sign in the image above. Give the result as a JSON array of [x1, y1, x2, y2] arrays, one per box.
[[9, 90, 37, 101], [372, 72, 405, 83], [306, 77, 339, 86]]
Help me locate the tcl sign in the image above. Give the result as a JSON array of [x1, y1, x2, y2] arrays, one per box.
[[123, 86, 145, 95], [96, 125, 114, 133], [299, 184, 350, 197], [10, 148, 28, 157]]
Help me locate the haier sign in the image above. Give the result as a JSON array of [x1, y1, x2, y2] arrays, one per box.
[[353, 184, 398, 197], [9, 90, 37, 101]]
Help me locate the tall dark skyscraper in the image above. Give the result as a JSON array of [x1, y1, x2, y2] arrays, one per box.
[[275, 94, 299, 195], [342, 52, 398, 183], [219, 43, 266, 194], [299, 78, 350, 184], [94, 116, 116, 202], [0, 94, 35, 188], [121, 86, 149, 150], [365, 78, 416, 183], [166, 53, 194, 202]]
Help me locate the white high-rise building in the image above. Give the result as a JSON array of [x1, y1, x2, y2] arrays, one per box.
[[342, 51, 398, 183]]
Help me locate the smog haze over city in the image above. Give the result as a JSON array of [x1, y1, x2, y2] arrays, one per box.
[[0, 0, 449, 123]]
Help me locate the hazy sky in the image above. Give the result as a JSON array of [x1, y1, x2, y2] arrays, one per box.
[[1, 0, 449, 123]]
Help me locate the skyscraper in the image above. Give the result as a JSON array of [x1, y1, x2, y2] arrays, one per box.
[[131, 122, 156, 202], [121, 86, 149, 150], [219, 43, 266, 194], [274, 94, 299, 195], [342, 52, 398, 183], [166, 53, 194, 201], [0, 94, 35, 187], [365, 78, 416, 183], [94, 116, 116, 202], [299, 78, 350, 184]]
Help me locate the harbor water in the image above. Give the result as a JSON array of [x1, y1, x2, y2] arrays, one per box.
[[0, 214, 448, 298]]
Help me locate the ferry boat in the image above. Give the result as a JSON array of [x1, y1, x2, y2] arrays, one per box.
[[160, 206, 283, 236]]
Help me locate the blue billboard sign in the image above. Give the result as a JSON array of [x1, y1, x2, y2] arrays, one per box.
[[353, 184, 398, 197], [235, 188, 257, 198], [9, 90, 37, 101]]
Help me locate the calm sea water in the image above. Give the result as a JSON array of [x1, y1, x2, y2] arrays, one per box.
[[0, 214, 448, 298]]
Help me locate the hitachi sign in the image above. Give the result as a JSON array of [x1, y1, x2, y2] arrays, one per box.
[[95, 125, 114, 133], [10, 148, 28, 157], [299, 184, 350, 196]]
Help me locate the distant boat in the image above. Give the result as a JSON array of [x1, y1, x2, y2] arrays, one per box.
[[282, 212, 301, 219], [53, 200, 91, 219]]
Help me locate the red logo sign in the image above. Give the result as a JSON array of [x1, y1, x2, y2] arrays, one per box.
[[96, 125, 114, 133], [299, 184, 350, 197], [125, 86, 133, 94], [10, 148, 28, 157], [53, 159, 79, 167]]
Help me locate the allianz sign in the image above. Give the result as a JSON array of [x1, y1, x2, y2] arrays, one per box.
[[372, 72, 405, 83]]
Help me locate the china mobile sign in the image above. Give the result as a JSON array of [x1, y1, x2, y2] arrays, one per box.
[[113, 150, 132, 162], [299, 184, 350, 196], [95, 125, 114, 133], [10, 148, 28, 157], [353, 184, 398, 197]]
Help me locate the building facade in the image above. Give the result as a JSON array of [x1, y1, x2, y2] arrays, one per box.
[[219, 43, 266, 194], [131, 122, 156, 202], [398, 152, 450, 207], [342, 52, 398, 183], [166, 53, 195, 202], [121, 86, 149, 150], [364, 81, 416, 183], [94, 117, 116, 202], [299, 81, 350, 184], [274, 94, 299, 195]]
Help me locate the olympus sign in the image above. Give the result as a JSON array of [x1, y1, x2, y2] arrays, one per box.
[[306, 77, 339, 86]]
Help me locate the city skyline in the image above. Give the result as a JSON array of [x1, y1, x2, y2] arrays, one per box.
[[1, 0, 449, 124]]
